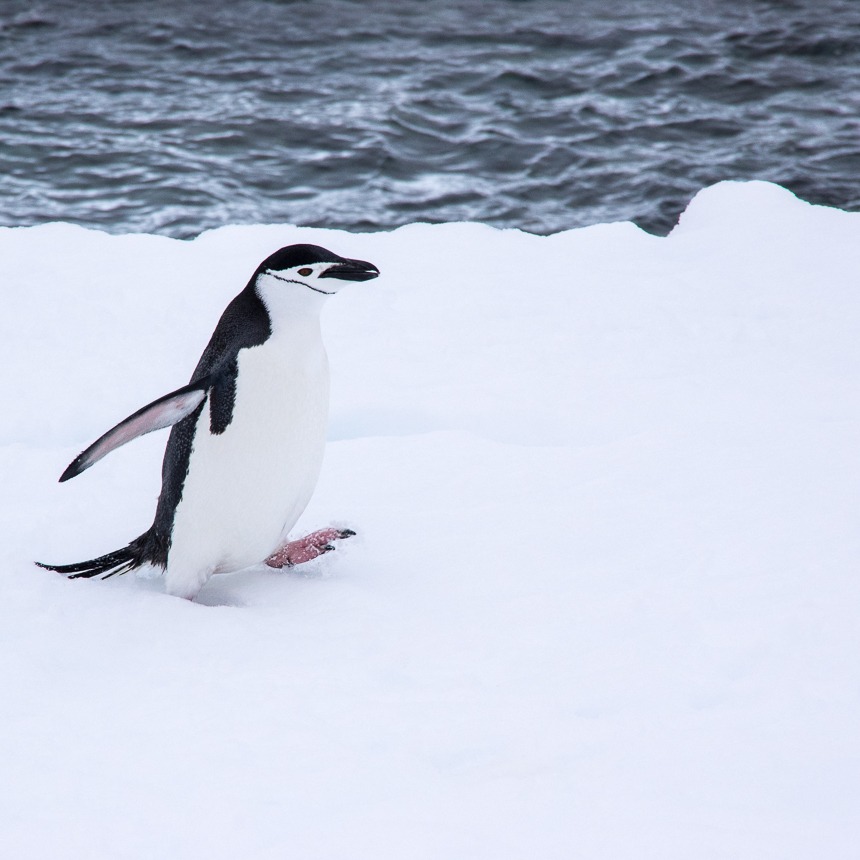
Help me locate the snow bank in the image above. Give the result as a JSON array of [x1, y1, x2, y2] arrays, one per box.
[[2, 181, 859, 858]]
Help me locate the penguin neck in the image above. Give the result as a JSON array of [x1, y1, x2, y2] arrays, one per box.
[[253, 273, 328, 338]]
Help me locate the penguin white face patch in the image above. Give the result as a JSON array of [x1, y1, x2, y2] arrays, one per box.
[[264, 266, 338, 296], [261, 255, 379, 298]]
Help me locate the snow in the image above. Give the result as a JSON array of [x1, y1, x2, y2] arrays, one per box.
[[2, 180, 859, 857]]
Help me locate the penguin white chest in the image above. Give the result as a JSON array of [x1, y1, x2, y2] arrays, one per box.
[[167, 323, 329, 585]]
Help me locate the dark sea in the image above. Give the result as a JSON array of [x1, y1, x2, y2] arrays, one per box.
[[1, 0, 859, 237]]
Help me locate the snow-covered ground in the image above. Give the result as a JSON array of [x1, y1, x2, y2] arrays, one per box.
[[2, 181, 859, 858]]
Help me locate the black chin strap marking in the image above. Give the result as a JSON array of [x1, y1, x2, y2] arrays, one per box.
[[266, 271, 335, 295]]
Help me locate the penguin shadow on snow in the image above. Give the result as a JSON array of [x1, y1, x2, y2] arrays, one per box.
[[94, 544, 351, 608], [187, 561, 334, 609]]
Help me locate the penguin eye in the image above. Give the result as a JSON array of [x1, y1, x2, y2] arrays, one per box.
[[297, 268, 313, 277]]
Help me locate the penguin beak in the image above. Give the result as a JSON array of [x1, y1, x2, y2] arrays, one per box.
[[319, 259, 380, 282]]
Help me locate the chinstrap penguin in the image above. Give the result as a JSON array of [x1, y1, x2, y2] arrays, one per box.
[[37, 244, 379, 600]]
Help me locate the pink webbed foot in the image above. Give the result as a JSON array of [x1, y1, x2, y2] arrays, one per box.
[[265, 527, 356, 569]]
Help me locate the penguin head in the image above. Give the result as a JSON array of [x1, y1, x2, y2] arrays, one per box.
[[253, 244, 379, 299]]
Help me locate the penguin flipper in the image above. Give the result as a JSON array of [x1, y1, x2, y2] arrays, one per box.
[[59, 376, 215, 483]]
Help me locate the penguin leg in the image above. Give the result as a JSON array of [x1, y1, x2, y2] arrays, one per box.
[[164, 560, 218, 601], [265, 528, 355, 569]]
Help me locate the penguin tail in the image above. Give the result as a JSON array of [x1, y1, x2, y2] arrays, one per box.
[[35, 531, 156, 580]]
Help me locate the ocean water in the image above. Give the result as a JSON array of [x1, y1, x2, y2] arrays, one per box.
[[1, 0, 859, 237]]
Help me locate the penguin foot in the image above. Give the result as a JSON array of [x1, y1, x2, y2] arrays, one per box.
[[265, 527, 356, 568]]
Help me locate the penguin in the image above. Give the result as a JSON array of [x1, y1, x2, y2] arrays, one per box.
[[37, 244, 379, 600]]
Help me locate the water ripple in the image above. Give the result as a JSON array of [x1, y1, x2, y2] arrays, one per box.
[[1, 0, 859, 237]]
